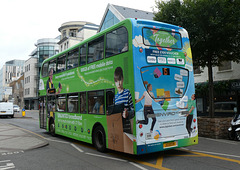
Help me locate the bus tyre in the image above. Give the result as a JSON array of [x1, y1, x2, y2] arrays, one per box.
[[93, 126, 106, 152], [49, 120, 56, 137]]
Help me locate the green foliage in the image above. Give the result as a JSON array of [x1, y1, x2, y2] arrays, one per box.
[[154, 0, 240, 67]]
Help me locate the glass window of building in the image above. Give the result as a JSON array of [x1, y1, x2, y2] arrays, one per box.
[[218, 61, 232, 71], [69, 29, 77, 37], [100, 10, 120, 32]]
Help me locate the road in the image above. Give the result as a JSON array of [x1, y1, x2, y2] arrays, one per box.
[[0, 110, 239, 170]]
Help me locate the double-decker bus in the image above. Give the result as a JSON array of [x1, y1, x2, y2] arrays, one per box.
[[39, 18, 198, 155]]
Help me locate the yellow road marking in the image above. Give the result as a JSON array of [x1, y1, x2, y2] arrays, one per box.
[[180, 149, 240, 165], [8, 124, 47, 140]]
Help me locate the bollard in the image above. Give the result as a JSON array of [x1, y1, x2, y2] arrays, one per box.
[[22, 109, 25, 117]]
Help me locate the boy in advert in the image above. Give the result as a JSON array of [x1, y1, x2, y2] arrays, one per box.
[[114, 67, 135, 134]]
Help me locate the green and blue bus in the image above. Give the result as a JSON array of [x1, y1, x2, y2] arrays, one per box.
[[39, 18, 198, 155]]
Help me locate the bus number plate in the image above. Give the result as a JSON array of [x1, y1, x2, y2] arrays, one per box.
[[163, 141, 177, 148], [1, 111, 6, 113]]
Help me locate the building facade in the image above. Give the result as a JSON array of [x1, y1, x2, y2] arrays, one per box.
[[194, 61, 240, 117], [9, 75, 24, 108], [0, 60, 24, 101], [24, 57, 38, 110], [98, 4, 154, 32], [24, 38, 59, 110], [58, 21, 99, 52]]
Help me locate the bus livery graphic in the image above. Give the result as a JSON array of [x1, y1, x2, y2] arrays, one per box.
[[39, 18, 198, 155]]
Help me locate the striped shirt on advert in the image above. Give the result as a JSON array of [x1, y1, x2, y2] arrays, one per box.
[[115, 89, 134, 110]]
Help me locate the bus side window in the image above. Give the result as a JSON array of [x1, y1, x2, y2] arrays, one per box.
[[80, 44, 87, 66], [67, 49, 79, 69], [67, 93, 79, 113], [42, 62, 49, 77], [88, 90, 105, 114], [49, 59, 56, 74], [80, 92, 86, 113], [106, 27, 128, 58], [57, 94, 66, 112], [88, 36, 104, 64], [57, 55, 66, 73]]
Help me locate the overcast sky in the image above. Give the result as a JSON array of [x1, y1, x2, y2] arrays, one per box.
[[0, 0, 158, 68]]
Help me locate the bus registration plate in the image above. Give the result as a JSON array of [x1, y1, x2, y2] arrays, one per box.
[[1, 111, 6, 113], [163, 141, 177, 148]]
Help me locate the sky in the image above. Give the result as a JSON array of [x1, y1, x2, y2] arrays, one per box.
[[0, 0, 158, 69]]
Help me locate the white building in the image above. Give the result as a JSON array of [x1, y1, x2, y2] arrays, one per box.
[[58, 21, 99, 52], [0, 60, 24, 101], [24, 37, 59, 110], [24, 57, 38, 110], [194, 61, 240, 116]]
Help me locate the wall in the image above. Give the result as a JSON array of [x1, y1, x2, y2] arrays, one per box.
[[198, 117, 232, 139], [194, 62, 240, 83]]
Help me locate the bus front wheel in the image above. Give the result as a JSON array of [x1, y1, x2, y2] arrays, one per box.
[[93, 126, 106, 152]]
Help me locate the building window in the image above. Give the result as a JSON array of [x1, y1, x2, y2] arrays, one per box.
[[69, 29, 77, 37], [194, 66, 201, 74], [63, 30, 66, 38], [218, 61, 232, 71], [100, 10, 120, 32]]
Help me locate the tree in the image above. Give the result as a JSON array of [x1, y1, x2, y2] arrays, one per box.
[[154, 0, 240, 117]]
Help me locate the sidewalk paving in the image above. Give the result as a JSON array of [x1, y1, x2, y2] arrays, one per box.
[[0, 123, 48, 153]]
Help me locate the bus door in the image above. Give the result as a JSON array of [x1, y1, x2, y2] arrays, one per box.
[[47, 95, 56, 119], [39, 97, 46, 129]]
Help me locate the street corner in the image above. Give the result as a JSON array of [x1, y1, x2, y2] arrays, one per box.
[[0, 123, 49, 153]]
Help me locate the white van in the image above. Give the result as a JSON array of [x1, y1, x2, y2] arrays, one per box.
[[0, 102, 14, 118]]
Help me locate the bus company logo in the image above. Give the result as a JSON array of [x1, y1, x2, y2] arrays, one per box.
[[151, 32, 177, 47], [147, 111, 179, 117], [147, 56, 157, 63]]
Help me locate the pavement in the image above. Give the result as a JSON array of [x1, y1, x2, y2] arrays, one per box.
[[0, 111, 49, 153]]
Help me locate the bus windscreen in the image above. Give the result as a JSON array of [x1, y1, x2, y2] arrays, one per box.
[[142, 28, 182, 49]]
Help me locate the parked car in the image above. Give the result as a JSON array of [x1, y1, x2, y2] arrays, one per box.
[[13, 105, 20, 112]]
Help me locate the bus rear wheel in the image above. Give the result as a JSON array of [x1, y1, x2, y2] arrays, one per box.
[[93, 126, 106, 152]]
